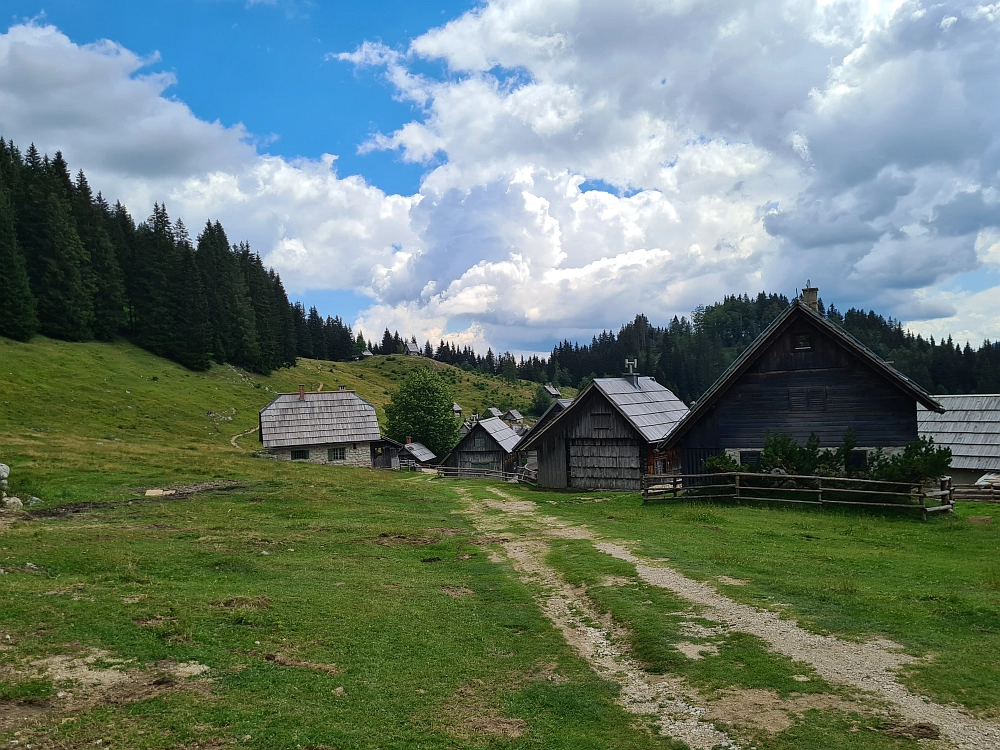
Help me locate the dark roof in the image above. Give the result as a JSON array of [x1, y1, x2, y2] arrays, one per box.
[[401, 441, 437, 462], [659, 300, 945, 450], [520, 377, 687, 450], [260, 391, 381, 449], [919, 394, 1000, 471]]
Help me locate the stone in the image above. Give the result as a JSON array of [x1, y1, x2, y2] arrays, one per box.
[[1, 479, 8, 489], [27, 497, 41, 506], [0, 464, 8, 480], [3, 497, 22, 511]]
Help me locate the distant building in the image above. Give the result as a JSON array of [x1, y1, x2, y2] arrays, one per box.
[[502, 409, 524, 424], [440, 417, 522, 476], [259, 385, 398, 469], [399, 438, 437, 467], [659, 290, 945, 474], [520, 372, 687, 491], [919, 395, 1000, 484], [404, 341, 422, 356], [485, 407, 504, 419], [544, 385, 562, 398], [453, 402, 464, 419]]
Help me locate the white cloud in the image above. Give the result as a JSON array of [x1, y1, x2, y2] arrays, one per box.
[[4, 3, 1000, 355]]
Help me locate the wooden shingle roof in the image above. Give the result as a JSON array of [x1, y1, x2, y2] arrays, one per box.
[[485, 407, 504, 418], [401, 441, 437, 463], [478, 417, 522, 453], [919, 394, 1000, 471], [259, 391, 381, 449]]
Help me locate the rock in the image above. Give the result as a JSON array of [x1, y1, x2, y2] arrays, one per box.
[[332, 686, 346, 696], [1, 478, 8, 489], [0, 464, 8, 480], [3, 497, 22, 511], [27, 497, 41, 506]]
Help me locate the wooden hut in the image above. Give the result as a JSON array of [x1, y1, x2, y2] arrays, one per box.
[[519, 373, 688, 491], [440, 417, 521, 476], [485, 407, 504, 419], [918, 395, 1000, 484], [399, 438, 437, 468], [544, 384, 562, 398], [259, 385, 398, 469], [520, 398, 573, 473], [658, 290, 946, 473], [502, 409, 524, 425], [453, 402, 464, 419]]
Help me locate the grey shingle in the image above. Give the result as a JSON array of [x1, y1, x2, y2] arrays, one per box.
[[918, 394, 1000, 470], [260, 391, 381, 449], [478, 417, 522, 453], [592, 377, 689, 442]]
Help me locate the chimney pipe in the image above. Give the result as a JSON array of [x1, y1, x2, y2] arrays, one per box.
[[338, 384, 346, 391], [406, 436, 412, 444], [801, 280, 819, 312], [298, 384, 306, 400]]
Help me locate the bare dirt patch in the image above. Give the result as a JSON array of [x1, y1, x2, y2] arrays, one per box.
[[211, 595, 271, 610], [882, 719, 942, 739], [598, 575, 635, 587], [704, 688, 866, 735], [674, 641, 719, 660], [438, 684, 527, 740], [440, 586, 475, 598], [258, 652, 339, 675], [373, 533, 436, 546], [717, 576, 749, 586]]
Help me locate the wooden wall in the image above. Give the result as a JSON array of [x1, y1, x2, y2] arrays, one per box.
[[535, 388, 645, 491], [441, 424, 516, 474], [681, 317, 919, 457]]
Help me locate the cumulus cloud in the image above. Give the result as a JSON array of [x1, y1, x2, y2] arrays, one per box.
[[4, 3, 1000, 355]]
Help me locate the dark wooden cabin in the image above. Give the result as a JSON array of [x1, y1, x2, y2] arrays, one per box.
[[658, 292, 945, 473], [440, 417, 522, 475], [520, 374, 688, 491]]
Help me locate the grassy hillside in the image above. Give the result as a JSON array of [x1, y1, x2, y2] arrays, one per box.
[[0, 337, 568, 505]]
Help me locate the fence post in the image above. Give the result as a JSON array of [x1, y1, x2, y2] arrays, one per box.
[[734, 473, 740, 504], [642, 475, 648, 504], [673, 474, 679, 500], [817, 477, 823, 507]]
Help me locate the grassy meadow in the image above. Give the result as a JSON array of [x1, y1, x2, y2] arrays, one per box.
[[1, 336, 998, 749]]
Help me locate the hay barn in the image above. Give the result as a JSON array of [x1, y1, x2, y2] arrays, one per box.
[[440, 417, 522, 476]]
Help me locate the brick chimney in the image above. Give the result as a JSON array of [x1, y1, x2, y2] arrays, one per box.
[[298, 384, 306, 401], [801, 280, 819, 311]]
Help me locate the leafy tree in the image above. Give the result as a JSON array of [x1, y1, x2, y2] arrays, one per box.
[[385, 368, 459, 457], [530, 384, 554, 416]]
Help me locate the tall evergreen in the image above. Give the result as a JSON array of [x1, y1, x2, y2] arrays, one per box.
[[72, 171, 126, 339], [0, 186, 37, 341], [171, 243, 213, 370]]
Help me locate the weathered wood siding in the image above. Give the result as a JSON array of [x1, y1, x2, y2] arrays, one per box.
[[681, 318, 919, 463], [536, 388, 645, 491], [441, 425, 515, 475]]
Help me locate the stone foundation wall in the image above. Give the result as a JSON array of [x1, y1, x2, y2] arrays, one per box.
[[269, 443, 371, 468]]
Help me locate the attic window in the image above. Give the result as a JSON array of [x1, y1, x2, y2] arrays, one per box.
[[789, 387, 827, 411], [794, 334, 812, 350], [474, 436, 487, 449], [291, 449, 309, 461]]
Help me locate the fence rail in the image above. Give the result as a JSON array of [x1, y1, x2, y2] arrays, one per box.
[[435, 466, 537, 485], [642, 472, 954, 519], [952, 483, 1000, 503]]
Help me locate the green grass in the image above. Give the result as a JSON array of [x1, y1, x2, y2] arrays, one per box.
[[0, 335, 995, 749]]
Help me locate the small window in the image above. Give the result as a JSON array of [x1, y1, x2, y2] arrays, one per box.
[[807, 387, 827, 411], [789, 388, 807, 411], [474, 436, 487, 449], [291, 449, 309, 461], [847, 449, 868, 469], [789, 387, 827, 411], [795, 333, 812, 350], [739, 451, 761, 466], [328, 447, 346, 461]]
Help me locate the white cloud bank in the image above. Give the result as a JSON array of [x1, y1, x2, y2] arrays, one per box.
[[3, 4, 1000, 353]]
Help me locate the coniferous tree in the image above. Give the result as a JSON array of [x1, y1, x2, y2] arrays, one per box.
[[270, 270, 298, 367], [0, 186, 37, 341], [132, 203, 178, 356], [171, 244, 213, 370], [72, 171, 126, 339]]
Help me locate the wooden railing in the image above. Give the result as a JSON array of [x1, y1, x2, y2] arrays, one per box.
[[436, 466, 537, 485], [952, 483, 1000, 503], [642, 472, 954, 519]]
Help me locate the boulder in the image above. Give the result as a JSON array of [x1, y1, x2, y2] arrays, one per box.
[[0, 464, 8, 480], [3, 497, 23, 511]]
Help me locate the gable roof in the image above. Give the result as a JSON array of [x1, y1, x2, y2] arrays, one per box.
[[404, 341, 422, 354], [659, 300, 945, 450], [918, 394, 1000, 471], [544, 384, 562, 397], [401, 441, 437, 463], [476, 416, 522, 453], [485, 407, 504, 418], [453, 402, 463, 412], [519, 398, 574, 444], [520, 376, 687, 450], [503, 409, 524, 421], [259, 390, 381, 449]]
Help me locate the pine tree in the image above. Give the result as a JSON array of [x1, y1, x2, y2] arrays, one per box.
[[72, 171, 126, 339], [0, 186, 37, 341], [270, 270, 298, 367], [132, 203, 179, 356], [171, 245, 213, 370]]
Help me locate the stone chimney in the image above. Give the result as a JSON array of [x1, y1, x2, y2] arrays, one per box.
[[298, 384, 306, 400], [801, 280, 819, 311]]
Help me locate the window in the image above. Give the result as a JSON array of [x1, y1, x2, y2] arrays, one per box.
[[794, 333, 812, 350], [291, 449, 309, 461], [474, 436, 487, 449], [789, 387, 827, 411], [592, 411, 612, 433], [328, 447, 346, 461], [739, 451, 761, 466]]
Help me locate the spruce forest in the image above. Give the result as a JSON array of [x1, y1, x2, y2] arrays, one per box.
[[1, 137, 998, 400]]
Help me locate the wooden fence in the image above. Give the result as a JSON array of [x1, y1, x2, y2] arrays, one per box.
[[952, 483, 1000, 503], [642, 472, 954, 519], [435, 466, 537, 485]]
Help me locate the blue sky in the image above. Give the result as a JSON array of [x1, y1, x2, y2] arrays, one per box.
[[2, 1, 999, 353], [5, 0, 471, 195]]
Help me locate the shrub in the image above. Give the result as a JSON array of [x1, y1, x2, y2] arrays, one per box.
[[867, 437, 952, 484], [703, 453, 740, 473]]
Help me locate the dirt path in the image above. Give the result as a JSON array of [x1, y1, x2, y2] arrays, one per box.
[[465, 486, 1000, 750], [230, 426, 259, 449], [317, 382, 324, 391]]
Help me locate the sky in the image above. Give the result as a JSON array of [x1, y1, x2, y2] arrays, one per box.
[[2, 0, 1000, 355]]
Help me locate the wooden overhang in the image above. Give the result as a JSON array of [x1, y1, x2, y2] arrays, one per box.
[[656, 300, 945, 452]]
